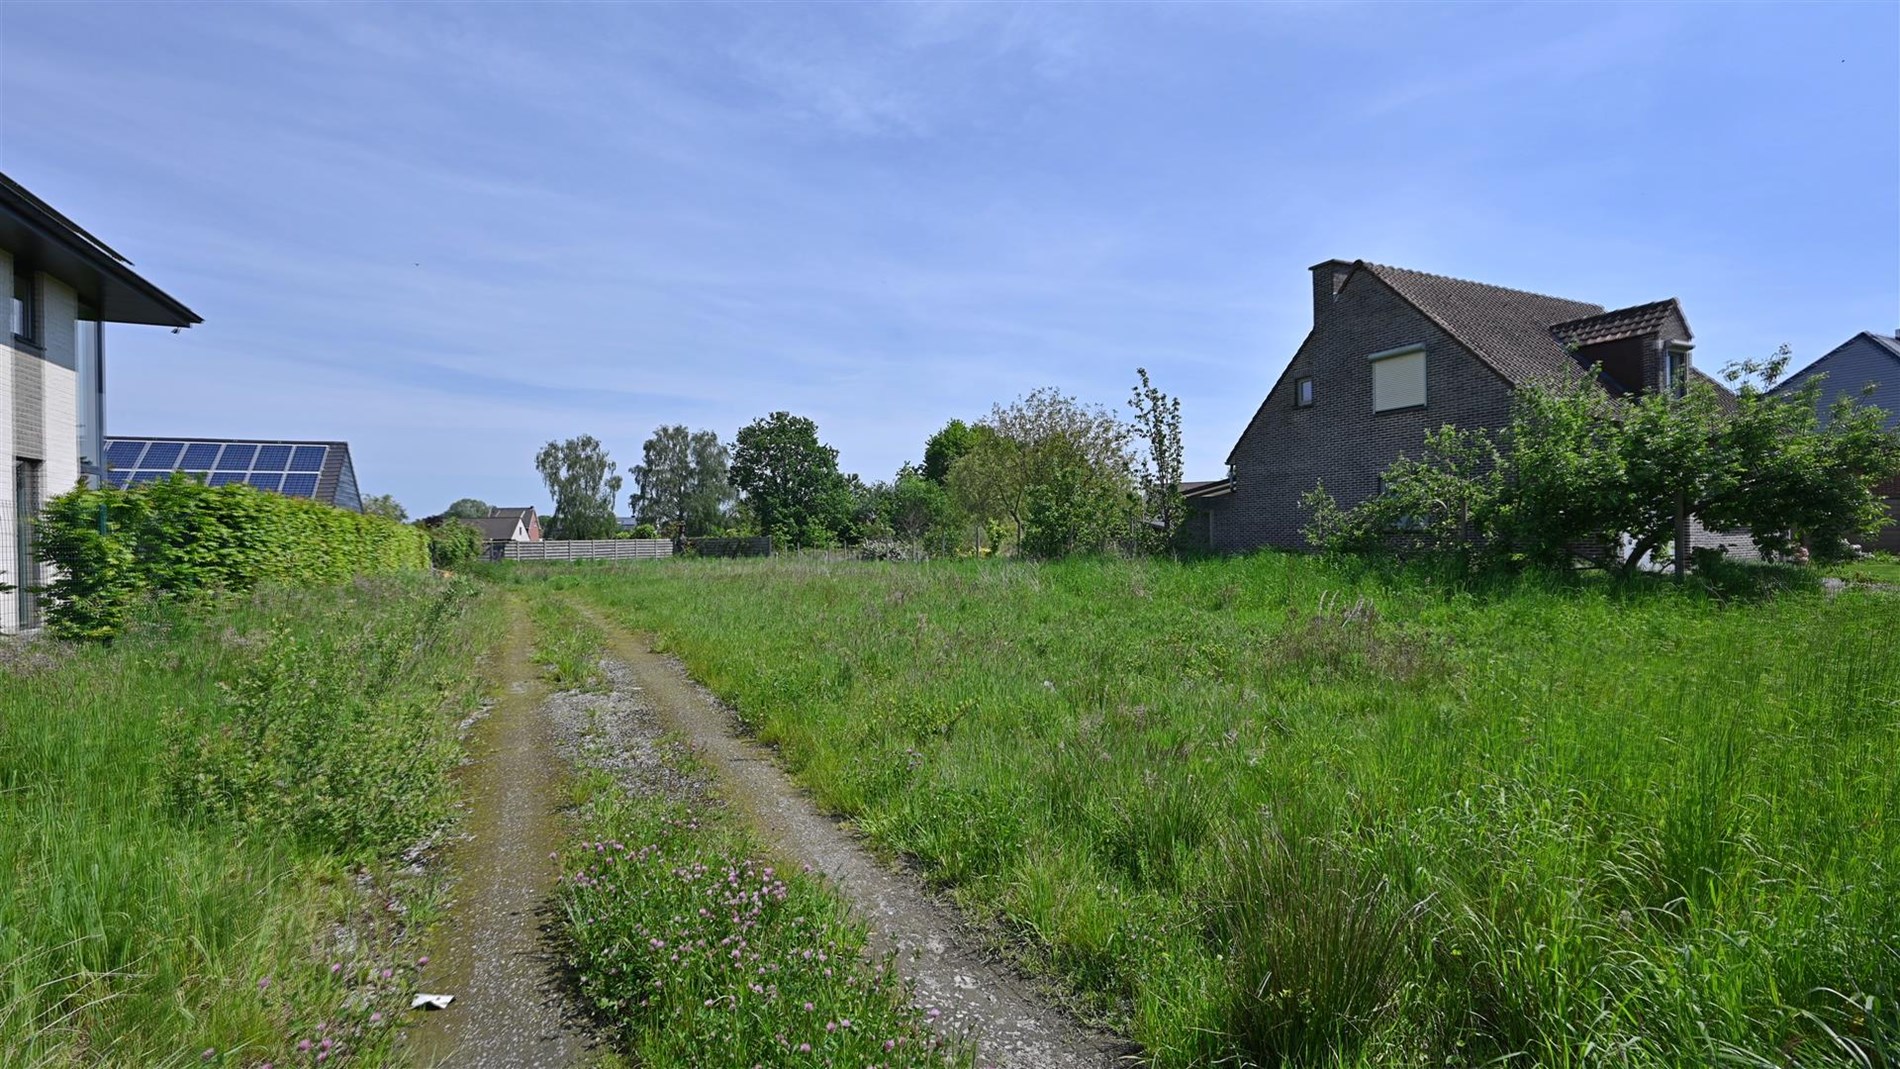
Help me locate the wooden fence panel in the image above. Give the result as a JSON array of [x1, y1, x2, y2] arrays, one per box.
[[494, 539, 674, 562]]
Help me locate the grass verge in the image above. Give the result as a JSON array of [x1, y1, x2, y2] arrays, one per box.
[[0, 576, 505, 1067], [515, 553, 1899, 1069], [525, 590, 965, 1069]]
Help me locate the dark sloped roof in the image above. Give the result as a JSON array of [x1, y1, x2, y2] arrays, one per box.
[[1180, 479, 1232, 498], [1866, 332, 1900, 360], [1358, 263, 1604, 389], [1549, 299, 1684, 348], [490, 506, 537, 521], [0, 172, 201, 327], [468, 515, 525, 541]]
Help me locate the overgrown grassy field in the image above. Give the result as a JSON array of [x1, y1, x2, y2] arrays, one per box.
[[530, 555, 1899, 1068], [0, 577, 504, 1067], [525, 591, 963, 1068]]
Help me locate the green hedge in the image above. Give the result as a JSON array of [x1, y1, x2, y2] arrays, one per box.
[[36, 474, 429, 639]]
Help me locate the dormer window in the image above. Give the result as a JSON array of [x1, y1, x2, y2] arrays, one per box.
[[1295, 377, 1314, 407], [1664, 342, 1692, 397]]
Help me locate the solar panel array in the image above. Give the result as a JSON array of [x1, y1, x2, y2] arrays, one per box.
[[104, 439, 331, 500]]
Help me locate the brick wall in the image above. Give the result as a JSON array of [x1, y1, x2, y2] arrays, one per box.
[[1215, 270, 1516, 551]]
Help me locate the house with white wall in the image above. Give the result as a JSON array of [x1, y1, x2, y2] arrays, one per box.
[[2, 173, 200, 630]]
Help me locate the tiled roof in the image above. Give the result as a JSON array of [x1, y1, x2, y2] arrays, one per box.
[[1359, 263, 1605, 389], [1549, 299, 1683, 348], [467, 515, 525, 541]]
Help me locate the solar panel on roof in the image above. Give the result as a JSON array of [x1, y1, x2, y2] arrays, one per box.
[[209, 472, 244, 487], [215, 444, 255, 470], [130, 471, 164, 484], [106, 440, 147, 469], [254, 445, 292, 471], [246, 472, 283, 492], [106, 471, 131, 488], [141, 442, 184, 468], [180, 443, 221, 469], [282, 473, 320, 497], [289, 446, 326, 472]]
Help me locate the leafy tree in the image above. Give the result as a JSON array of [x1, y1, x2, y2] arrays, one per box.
[[948, 388, 1134, 556], [444, 497, 491, 520], [631, 425, 733, 537], [630, 521, 659, 539], [534, 435, 624, 540], [362, 494, 408, 523], [885, 464, 958, 549], [1128, 367, 1185, 554], [1304, 352, 1900, 574], [922, 419, 979, 484], [729, 412, 849, 549]]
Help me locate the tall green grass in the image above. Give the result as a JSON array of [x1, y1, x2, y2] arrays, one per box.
[[529, 555, 1899, 1068], [0, 577, 504, 1067]]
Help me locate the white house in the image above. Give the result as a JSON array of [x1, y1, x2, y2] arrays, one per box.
[[2, 173, 199, 631]]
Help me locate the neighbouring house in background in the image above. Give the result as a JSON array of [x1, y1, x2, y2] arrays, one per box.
[[1771, 331, 1900, 552], [468, 510, 533, 543], [1190, 259, 1749, 559], [103, 436, 364, 512], [2, 173, 199, 632], [489, 506, 541, 541]]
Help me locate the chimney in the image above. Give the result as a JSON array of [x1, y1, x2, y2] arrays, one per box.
[[1310, 259, 1354, 327]]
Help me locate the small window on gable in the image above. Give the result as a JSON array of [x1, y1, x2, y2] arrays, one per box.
[[1295, 377, 1314, 407], [1370, 344, 1426, 412], [1664, 343, 1691, 398]]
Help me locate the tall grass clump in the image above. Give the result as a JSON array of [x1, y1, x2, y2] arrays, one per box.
[[525, 554, 1900, 1068], [0, 575, 503, 1067]]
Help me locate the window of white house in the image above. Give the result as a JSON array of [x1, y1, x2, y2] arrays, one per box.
[[1369, 344, 1426, 411], [1295, 377, 1314, 407]]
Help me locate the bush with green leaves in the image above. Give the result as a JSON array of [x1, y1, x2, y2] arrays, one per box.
[[423, 516, 485, 568], [36, 475, 428, 639], [1305, 365, 1900, 573]]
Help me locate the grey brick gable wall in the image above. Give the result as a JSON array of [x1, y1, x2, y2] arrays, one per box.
[[1214, 269, 1516, 551]]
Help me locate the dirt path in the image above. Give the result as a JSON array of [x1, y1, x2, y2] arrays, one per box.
[[404, 599, 593, 1068], [569, 598, 1136, 1069]]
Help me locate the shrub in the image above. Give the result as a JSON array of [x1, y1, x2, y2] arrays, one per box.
[[424, 517, 485, 568], [631, 521, 660, 539], [37, 475, 428, 639]]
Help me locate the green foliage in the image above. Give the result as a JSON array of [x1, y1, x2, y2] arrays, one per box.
[[561, 792, 963, 1068], [1305, 361, 1900, 574], [1129, 367, 1187, 555], [361, 493, 408, 522], [631, 424, 733, 536], [921, 419, 978, 485], [424, 517, 485, 568], [36, 475, 429, 640], [0, 576, 503, 1066], [729, 412, 850, 549], [631, 521, 660, 539], [545, 556, 1900, 1068], [536, 434, 625, 540], [161, 579, 481, 855], [947, 388, 1136, 557], [444, 497, 492, 520]]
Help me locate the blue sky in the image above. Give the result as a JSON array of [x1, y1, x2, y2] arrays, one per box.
[[2, 2, 1895, 516]]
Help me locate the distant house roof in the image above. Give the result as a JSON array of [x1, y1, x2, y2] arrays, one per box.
[[0, 172, 201, 327], [1180, 479, 1232, 499], [468, 515, 528, 541], [103, 436, 362, 511], [1771, 331, 1900, 430], [490, 506, 536, 521]]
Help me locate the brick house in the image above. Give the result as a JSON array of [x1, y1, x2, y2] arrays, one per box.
[[1771, 331, 1900, 552], [486, 506, 542, 541], [1193, 259, 1743, 555], [3, 173, 199, 631]]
